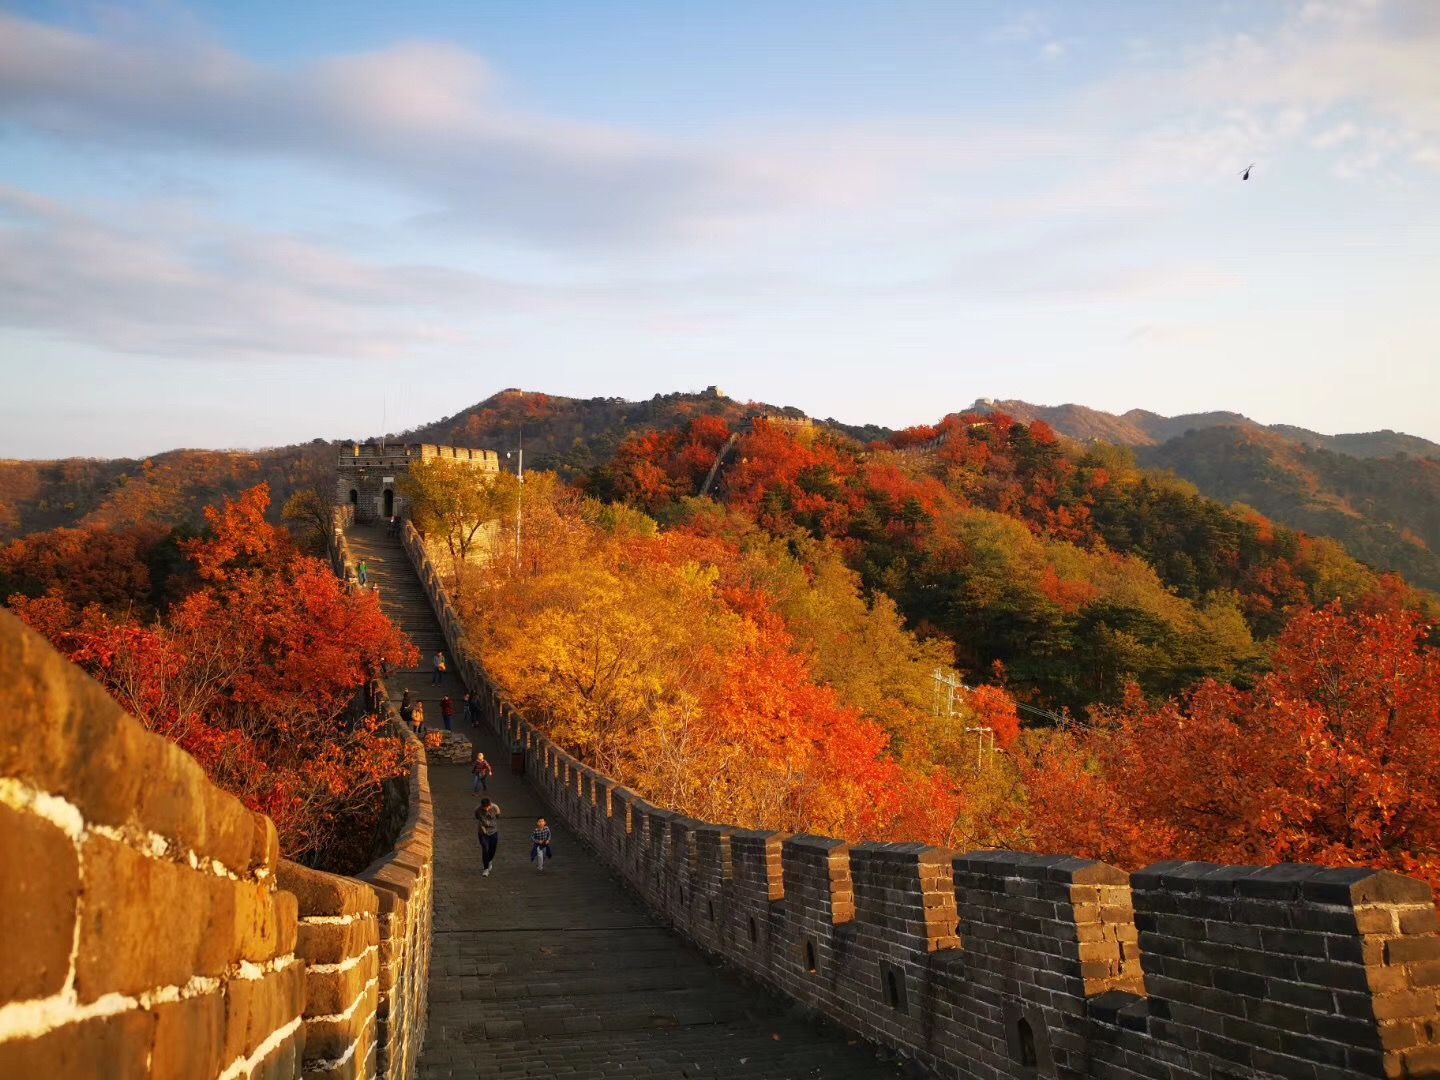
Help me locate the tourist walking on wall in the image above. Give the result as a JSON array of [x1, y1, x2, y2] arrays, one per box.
[[432, 650, 446, 685], [399, 689, 412, 727], [530, 818, 553, 871], [463, 690, 478, 727], [440, 694, 455, 732], [475, 798, 501, 876], [472, 751, 493, 794], [357, 560, 368, 587], [411, 701, 426, 736]]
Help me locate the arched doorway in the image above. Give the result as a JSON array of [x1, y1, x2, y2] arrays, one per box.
[[348, 488, 358, 508], [383, 488, 395, 518]]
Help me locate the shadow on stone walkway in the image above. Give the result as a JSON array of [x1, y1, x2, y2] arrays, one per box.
[[347, 525, 905, 1080]]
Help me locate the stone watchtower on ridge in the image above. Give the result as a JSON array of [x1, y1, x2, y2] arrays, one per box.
[[335, 441, 499, 523]]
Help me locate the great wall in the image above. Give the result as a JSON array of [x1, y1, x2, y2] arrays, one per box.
[[1, 442, 1438, 1078]]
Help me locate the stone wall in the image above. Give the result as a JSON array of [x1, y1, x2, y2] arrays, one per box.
[[0, 608, 304, 1079], [399, 521, 1440, 1080], [0, 530, 435, 1076]]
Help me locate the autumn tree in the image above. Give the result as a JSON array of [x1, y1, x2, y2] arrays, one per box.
[[282, 487, 334, 555], [9, 485, 418, 869], [1022, 604, 1440, 892], [400, 457, 505, 581]]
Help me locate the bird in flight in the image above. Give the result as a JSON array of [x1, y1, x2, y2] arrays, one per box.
[[1240, 163, 1255, 180]]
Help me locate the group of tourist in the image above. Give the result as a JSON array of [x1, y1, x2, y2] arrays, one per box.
[[396, 652, 487, 737], [470, 751, 551, 875], [474, 798, 552, 877], [390, 648, 554, 878]]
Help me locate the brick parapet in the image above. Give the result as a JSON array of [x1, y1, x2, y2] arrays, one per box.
[[0, 508, 436, 1079], [0, 609, 306, 1079], [398, 519, 1440, 1080]]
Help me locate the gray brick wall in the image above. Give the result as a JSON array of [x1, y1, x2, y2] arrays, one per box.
[[404, 521, 1440, 1080]]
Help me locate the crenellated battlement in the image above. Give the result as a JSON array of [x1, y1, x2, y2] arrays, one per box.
[[400, 518, 1440, 1080], [336, 441, 499, 523]]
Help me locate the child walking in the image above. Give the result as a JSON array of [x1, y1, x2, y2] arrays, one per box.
[[530, 818, 553, 871], [472, 751, 493, 794]]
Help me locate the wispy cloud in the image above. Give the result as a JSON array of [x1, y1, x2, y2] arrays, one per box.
[[0, 186, 531, 359], [0, 14, 771, 246]]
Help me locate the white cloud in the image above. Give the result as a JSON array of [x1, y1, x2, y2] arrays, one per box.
[[0, 186, 531, 359], [0, 15, 763, 246]]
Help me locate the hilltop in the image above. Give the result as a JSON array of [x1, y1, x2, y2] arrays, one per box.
[[390, 387, 880, 477], [968, 398, 1440, 459], [3, 387, 1439, 592]]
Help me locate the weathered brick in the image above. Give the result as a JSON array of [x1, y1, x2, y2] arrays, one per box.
[[0, 1011, 154, 1079], [222, 962, 305, 1064], [0, 802, 78, 1005], [303, 982, 376, 1058], [305, 956, 373, 1017], [277, 860, 378, 919], [150, 991, 225, 1080], [74, 833, 212, 1001], [1387, 936, 1440, 965]]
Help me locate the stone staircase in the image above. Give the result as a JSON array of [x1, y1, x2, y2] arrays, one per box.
[[346, 525, 448, 662], [343, 521, 903, 1079]]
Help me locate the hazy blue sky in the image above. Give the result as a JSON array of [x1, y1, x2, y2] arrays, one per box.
[[2, 0, 1438, 458]]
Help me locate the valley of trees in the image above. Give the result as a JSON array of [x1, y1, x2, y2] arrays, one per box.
[[1, 485, 416, 871], [591, 411, 1435, 711]]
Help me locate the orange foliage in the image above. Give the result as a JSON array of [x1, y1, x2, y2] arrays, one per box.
[[1022, 605, 1440, 892], [9, 486, 417, 869]]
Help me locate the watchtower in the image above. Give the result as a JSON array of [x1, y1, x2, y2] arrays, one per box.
[[335, 441, 500, 523]]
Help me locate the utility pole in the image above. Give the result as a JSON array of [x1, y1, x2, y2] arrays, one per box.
[[935, 668, 996, 771], [964, 726, 995, 771], [506, 429, 523, 568]]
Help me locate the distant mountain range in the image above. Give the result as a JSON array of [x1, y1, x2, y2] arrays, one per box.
[[966, 399, 1440, 590], [3, 389, 1438, 592], [966, 398, 1440, 460]]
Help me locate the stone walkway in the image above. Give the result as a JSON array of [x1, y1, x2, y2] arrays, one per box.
[[346, 525, 904, 1080]]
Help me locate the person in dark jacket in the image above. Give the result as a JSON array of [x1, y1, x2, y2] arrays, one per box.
[[475, 799, 501, 877]]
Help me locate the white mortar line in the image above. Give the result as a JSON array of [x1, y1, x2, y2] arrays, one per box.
[[305, 977, 378, 1025], [215, 1015, 303, 1080], [306, 945, 377, 975], [0, 778, 85, 838], [300, 913, 369, 926], [0, 779, 250, 883], [0, 954, 295, 1044]]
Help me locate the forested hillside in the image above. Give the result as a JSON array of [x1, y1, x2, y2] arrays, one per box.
[[0, 442, 333, 541], [591, 409, 1437, 711], [966, 398, 1440, 591], [1140, 426, 1440, 591]]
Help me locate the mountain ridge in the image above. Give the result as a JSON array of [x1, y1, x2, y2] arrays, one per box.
[[967, 398, 1440, 459], [3, 387, 1437, 591]]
